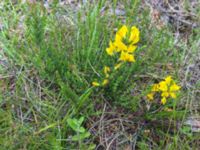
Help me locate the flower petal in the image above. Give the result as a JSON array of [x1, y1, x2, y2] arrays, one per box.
[[147, 92, 154, 101], [159, 81, 168, 91], [161, 97, 167, 105], [161, 92, 169, 98], [119, 52, 135, 62], [127, 45, 137, 53], [102, 79, 109, 86], [92, 82, 100, 87], [170, 84, 181, 92], [114, 39, 127, 51], [116, 25, 128, 39], [129, 26, 140, 44], [165, 76, 172, 85], [169, 92, 177, 98], [106, 41, 115, 56], [152, 84, 159, 92], [104, 66, 111, 78]]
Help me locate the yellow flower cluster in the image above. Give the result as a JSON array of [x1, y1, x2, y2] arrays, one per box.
[[106, 25, 140, 63], [92, 25, 140, 87], [147, 76, 181, 105]]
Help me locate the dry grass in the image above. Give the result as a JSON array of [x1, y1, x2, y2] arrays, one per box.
[[0, 0, 200, 149]]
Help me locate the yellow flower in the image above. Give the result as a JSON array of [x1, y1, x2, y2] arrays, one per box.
[[127, 45, 137, 53], [114, 40, 137, 53], [161, 97, 167, 105], [165, 76, 172, 85], [115, 26, 139, 52], [129, 26, 140, 44], [170, 84, 181, 91], [147, 76, 181, 104], [147, 92, 154, 101], [168, 83, 180, 98], [92, 81, 100, 87], [102, 79, 109, 86], [104, 66, 111, 78], [119, 52, 135, 62], [169, 92, 177, 98], [114, 38, 127, 52], [106, 25, 140, 63], [116, 25, 128, 40], [114, 63, 123, 70], [161, 92, 169, 98], [152, 84, 159, 92], [159, 80, 180, 99], [159, 81, 168, 92], [106, 41, 116, 56]]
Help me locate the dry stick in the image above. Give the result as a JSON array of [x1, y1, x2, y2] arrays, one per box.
[[106, 133, 121, 150], [99, 103, 106, 147]]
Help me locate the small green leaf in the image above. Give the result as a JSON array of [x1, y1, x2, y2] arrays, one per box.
[[78, 116, 84, 125], [88, 144, 96, 150], [78, 127, 86, 133], [71, 132, 91, 141], [67, 118, 80, 132], [67, 117, 86, 133]]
